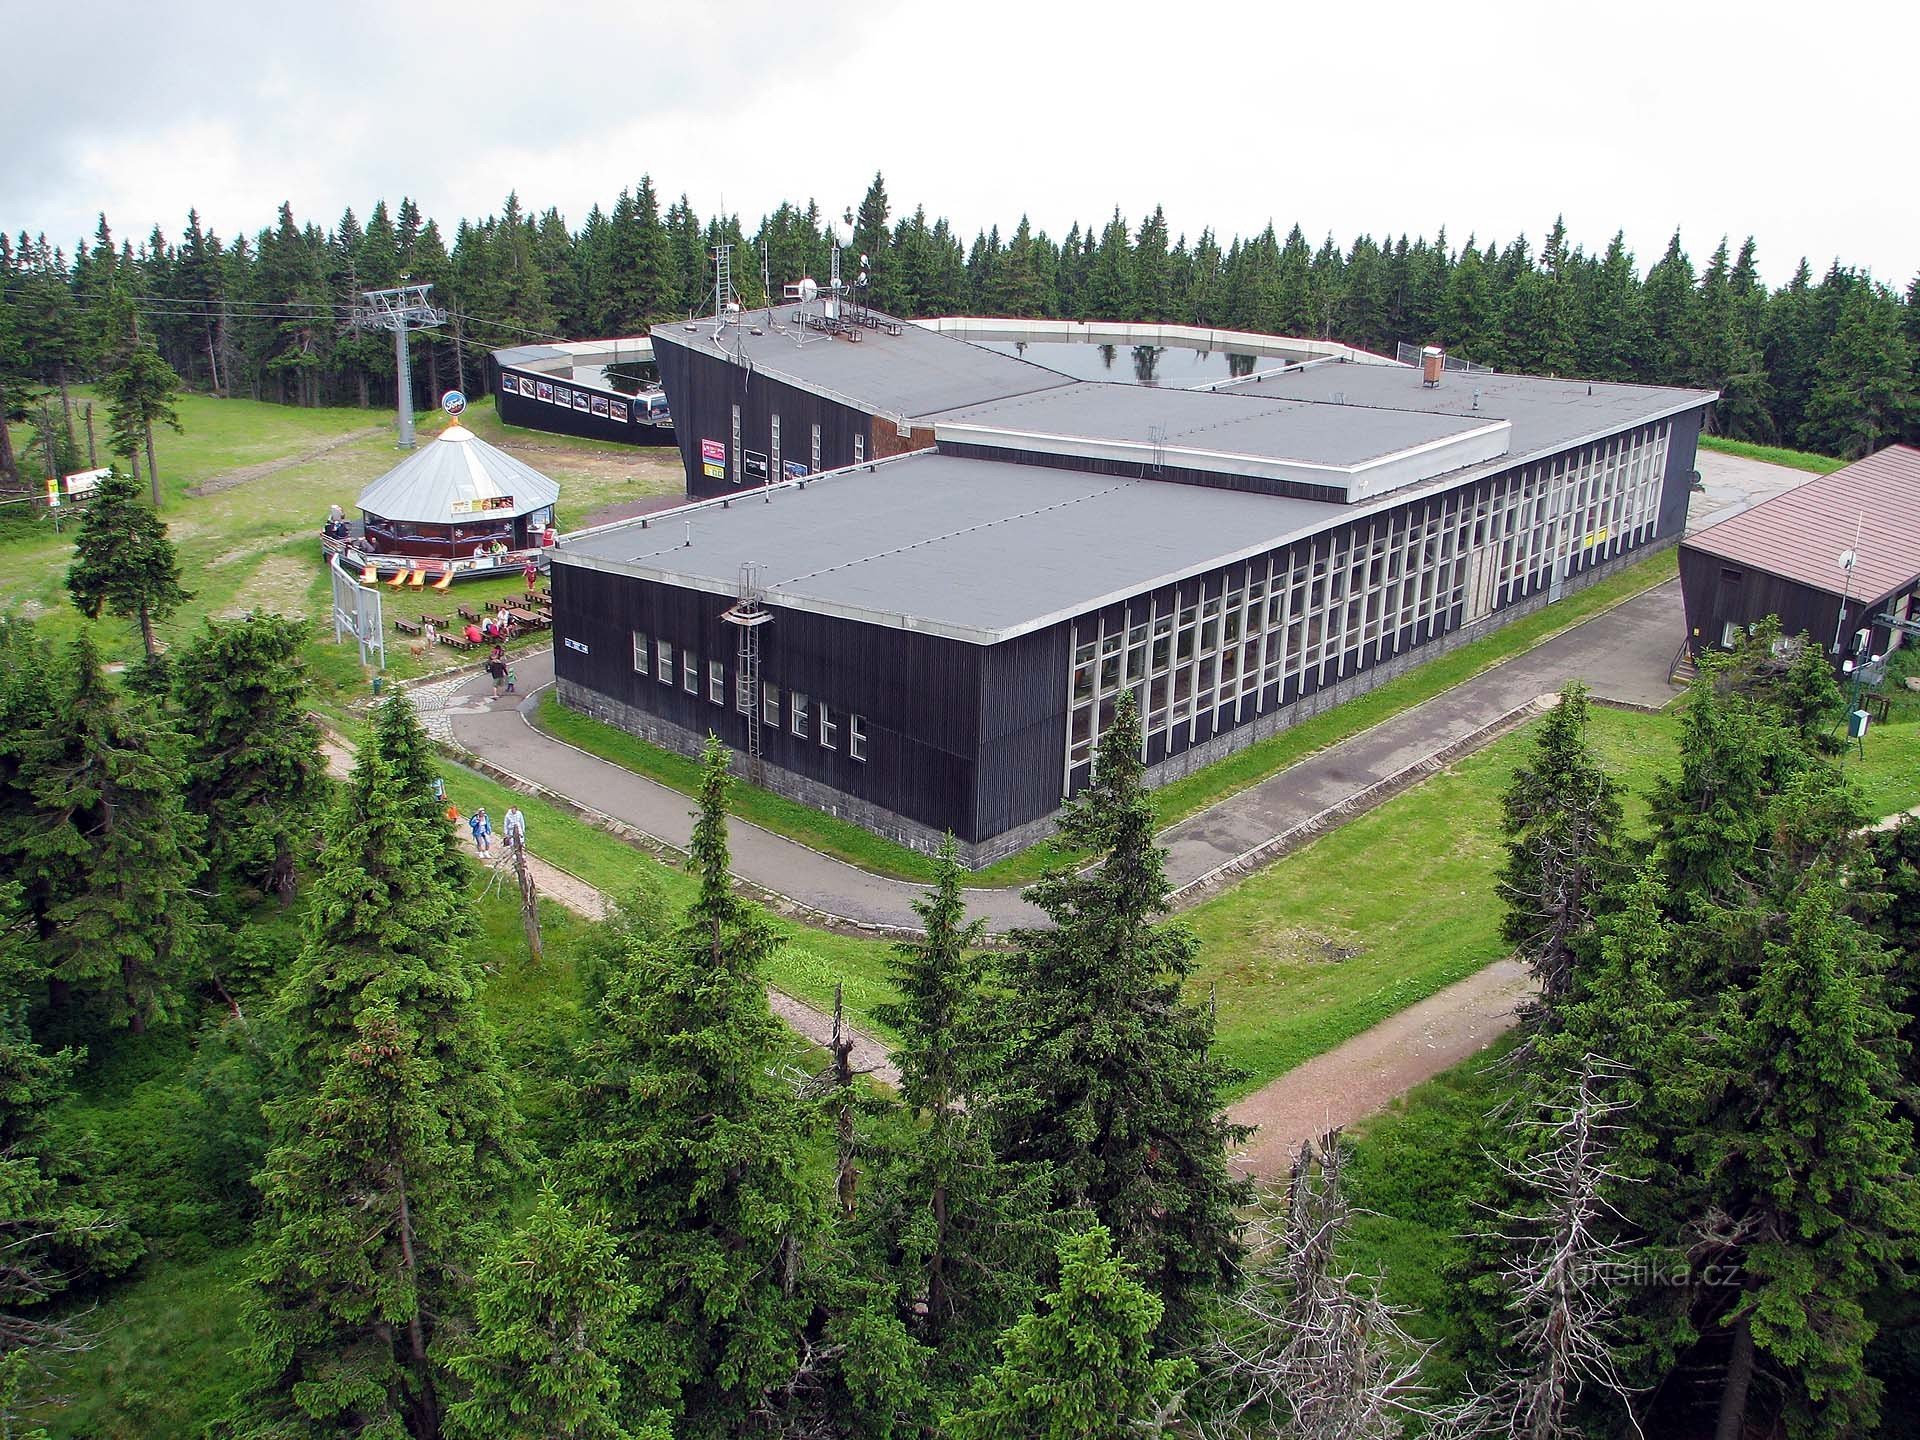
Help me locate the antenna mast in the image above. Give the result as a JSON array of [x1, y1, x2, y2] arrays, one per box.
[[352, 284, 446, 449]]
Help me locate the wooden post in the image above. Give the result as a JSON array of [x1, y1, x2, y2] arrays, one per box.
[[84, 402, 97, 468], [832, 983, 857, 1216], [511, 832, 542, 964]]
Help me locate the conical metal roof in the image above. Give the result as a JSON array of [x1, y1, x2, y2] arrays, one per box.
[[354, 423, 560, 525]]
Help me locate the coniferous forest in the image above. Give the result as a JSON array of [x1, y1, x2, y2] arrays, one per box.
[[5, 170, 1920, 486], [4, 169, 1920, 1439]]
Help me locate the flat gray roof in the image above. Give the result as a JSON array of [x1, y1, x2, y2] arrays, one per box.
[[1222, 364, 1717, 467], [928, 382, 1512, 500], [558, 451, 1343, 644], [648, 308, 1076, 422]]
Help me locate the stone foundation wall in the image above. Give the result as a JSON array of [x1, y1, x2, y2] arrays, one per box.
[[561, 536, 1673, 870]]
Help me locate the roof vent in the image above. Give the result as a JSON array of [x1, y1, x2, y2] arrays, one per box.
[[1421, 346, 1444, 388]]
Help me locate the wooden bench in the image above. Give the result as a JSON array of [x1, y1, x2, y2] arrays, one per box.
[[457, 603, 482, 623], [438, 633, 476, 652], [394, 619, 423, 637], [418, 613, 448, 628]]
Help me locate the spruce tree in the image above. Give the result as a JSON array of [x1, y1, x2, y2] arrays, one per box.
[[242, 742, 519, 1438], [1496, 682, 1626, 1019], [27, 632, 203, 1030], [0, 969, 144, 1365], [172, 612, 326, 902], [942, 1226, 1193, 1440], [64, 466, 189, 657], [442, 1185, 665, 1440], [367, 693, 466, 894], [988, 691, 1249, 1343], [100, 337, 183, 506], [1692, 867, 1919, 1438], [867, 837, 1052, 1374], [564, 738, 818, 1436]]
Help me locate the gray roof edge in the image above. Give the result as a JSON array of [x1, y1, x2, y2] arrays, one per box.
[[647, 316, 1074, 423]]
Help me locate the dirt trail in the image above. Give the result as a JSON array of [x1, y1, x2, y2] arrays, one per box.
[[187, 426, 385, 496], [318, 737, 900, 1085], [1226, 957, 1534, 1181]]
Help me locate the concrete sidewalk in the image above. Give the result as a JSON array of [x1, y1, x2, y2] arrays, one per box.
[[434, 577, 1685, 933]]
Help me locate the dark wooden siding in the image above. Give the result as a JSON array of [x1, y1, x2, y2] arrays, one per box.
[[551, 560, 994, 838], [1677, 546, 1907, 664], [489, 358, 676, 448], [976, 626, 1072, 835], [651, 334, 876, 500]]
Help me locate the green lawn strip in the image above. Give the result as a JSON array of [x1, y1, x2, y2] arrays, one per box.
[[1189, 707, 1677, 1099], [428, 753, 902, 1040], [1697, 435, 1846, 474], [534, 691, 946, 884]]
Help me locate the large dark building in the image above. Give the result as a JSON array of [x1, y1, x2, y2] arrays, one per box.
[[1679, 444, 1920, 665], [551, 318, 1714, 865]]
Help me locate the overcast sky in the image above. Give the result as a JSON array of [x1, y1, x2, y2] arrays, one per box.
[[6, 0, 1912, 292]]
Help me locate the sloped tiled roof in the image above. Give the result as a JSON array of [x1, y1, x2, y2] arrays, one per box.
[[1683, 444, 1920, 602]]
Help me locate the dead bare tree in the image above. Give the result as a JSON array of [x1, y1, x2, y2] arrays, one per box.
[[507, 830, 542, 964], [1195, 1129, 1442, 1440], [1452, 1055, 1644, 1440]]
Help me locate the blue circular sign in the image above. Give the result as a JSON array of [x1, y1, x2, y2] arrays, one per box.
[[441, 390, 467, 416]]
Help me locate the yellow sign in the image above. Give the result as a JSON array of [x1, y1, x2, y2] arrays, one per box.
[[1582, 527, 1609, 550], [45, 477, 60, 508]]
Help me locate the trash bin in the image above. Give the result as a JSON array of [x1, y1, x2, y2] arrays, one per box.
[[371, 675, 386, 697]]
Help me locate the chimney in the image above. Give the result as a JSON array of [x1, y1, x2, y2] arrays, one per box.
[[1421, 345, 1445, 388]]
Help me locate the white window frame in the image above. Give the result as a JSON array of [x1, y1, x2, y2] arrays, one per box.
[[818, 701, 836, 750], [709, 659, 726, 705], [762, 682, 781, 727], [791, 690, 810, 739], [849, 713, 867, 762], [656, 638, 673, 684], [771, 413, 781, 477], [632, 630, 649, 674], [811, 422, 822, 472], [683, 653, 699, 694], [731, 404, 742, 485], [854, 433, 865, 465]]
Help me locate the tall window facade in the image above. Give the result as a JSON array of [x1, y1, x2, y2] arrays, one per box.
[[1063, 426, 1670, 788]]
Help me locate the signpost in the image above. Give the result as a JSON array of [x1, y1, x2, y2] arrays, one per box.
[[330, 556, 386, 671]]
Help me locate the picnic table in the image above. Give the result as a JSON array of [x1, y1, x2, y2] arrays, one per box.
[[457, 603, 483, 623], [502, 607, 550, 630], [419, 612, 448, 628]]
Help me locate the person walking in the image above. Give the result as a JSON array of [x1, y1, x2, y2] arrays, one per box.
[[484, 652, 508, 697], [502, 805, 526, 850], [468, 806, 492, 855], [523, 559, 539, 595]]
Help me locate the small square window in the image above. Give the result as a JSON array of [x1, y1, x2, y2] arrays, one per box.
[[791, 691, 810, 739], [709, 660, 726, 705], [763, 682, 781, 727], [849, 713, 867, 762], [683, 654, 698, 694], [657, 639, 673, 684], [818, 701, 837, 750], [632, 630, 649, 674]]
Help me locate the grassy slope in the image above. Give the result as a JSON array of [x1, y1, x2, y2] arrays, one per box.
[[1697, 434, 1847, 474], [537, 547, 1684, 887]]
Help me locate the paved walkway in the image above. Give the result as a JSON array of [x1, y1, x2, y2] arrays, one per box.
[[433, 576, 1686, 933]]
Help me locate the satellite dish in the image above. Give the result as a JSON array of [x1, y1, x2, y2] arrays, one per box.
[[859, 253, 870, 267], [798, 277, 818, 302], [1839, 549, 1858, 570]]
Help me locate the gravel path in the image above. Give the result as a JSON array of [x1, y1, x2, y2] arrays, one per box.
[[1226, 957, 1534, 1180], [186, 427, 385, 496]]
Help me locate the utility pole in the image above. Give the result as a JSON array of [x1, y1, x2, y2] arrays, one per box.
[[352, 284, 447, 449]]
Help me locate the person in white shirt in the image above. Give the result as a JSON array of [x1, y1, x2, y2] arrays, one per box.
[[502, 805, 526, 849]]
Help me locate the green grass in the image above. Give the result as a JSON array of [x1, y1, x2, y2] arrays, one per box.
[[1698, 434, 1847, 474], [537, 548, 1682, 888], [3, 391, 679, 733], [1185, 704, 1920, 1096], [534, 691, 949, 883], [417, 747, 902, 1040]]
